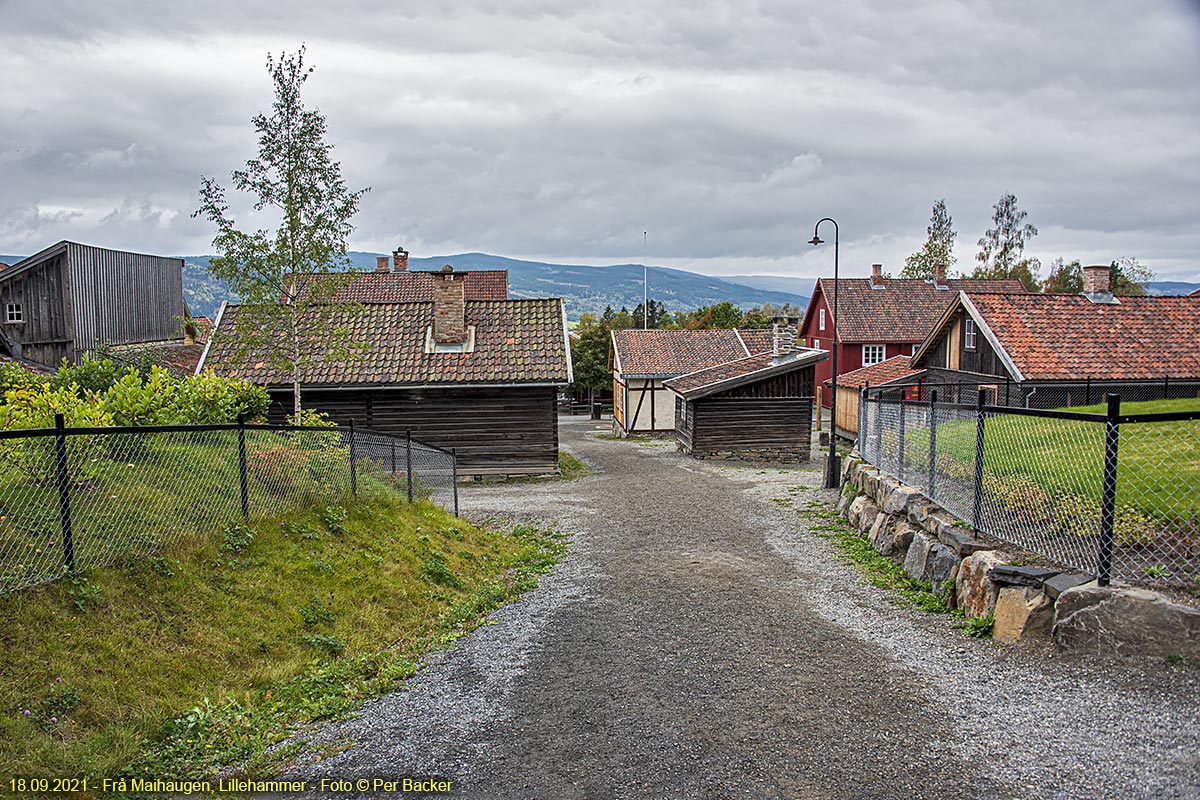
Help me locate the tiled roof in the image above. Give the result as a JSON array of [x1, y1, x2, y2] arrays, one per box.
[[190, 316, 214, 343], [109, 341, 207, 377], [958, 293, 1200, 381], [809, 277, 1026, 343], [824, 355, 923, 390], [665, 348, 826, 399], [0, 353, 54, 375], [293, 269, 509, 303], [610, 329, 771, 377], [201, 299, 569, 387]]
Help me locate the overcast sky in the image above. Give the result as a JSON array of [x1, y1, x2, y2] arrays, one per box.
[[2, 1, 1199, 282]]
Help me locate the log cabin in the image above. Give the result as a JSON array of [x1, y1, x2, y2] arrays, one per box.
[[664, 319, 826, 461], [199, 266, 572, 477]]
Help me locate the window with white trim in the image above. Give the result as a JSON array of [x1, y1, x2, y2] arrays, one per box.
[[862, 344, 886, 366], [964, 317, 977, 350], [5, 303, 21, 324], [819, 308, 826, 331], [812, 337, 820, 350]]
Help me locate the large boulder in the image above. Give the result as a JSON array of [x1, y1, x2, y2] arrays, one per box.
[[1053, 584, 1200, 659], [846, 495, 877, 529], [903, 533, 936, 582], [891, 524, 917, 562], [993, 585, 1054, 642], [882, 485, 921, 516], [868, 513, 892, 552], [956, 550, 1010, 619], [925, 542, 961, 595]]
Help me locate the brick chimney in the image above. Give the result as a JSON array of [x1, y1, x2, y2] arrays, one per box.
[[870, 263, 883, 288], [771, 316, 799, 358], [392, 247, 409, 272], [1082, 264, 1117, 304], [375, 256, 390, 273], [934, 263, 947, 286], [432, 265, 467, 343]]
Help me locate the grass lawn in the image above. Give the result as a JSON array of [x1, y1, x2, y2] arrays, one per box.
[[891, 398, 1200, 521], [0, 480, 565, 780]]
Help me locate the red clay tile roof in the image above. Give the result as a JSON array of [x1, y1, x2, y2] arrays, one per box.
[[958, 293, 1200, 381], [109, 341, 208, 376], [824, 355, 923, 390], [665, 348, 826, 399], [807, 277, 1026, 343], [610, 329, 775, 377], [292, 269, 508, 303], [190, 316, 214, 343], [200, 299, 569, 387]]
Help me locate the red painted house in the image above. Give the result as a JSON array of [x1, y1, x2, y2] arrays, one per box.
[[798, 263, 1025, 406]]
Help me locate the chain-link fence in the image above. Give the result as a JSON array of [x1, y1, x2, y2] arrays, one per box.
[[871, 375, 1200, 410], [859, 389, 1200, 589], [0, 418, 458, 594]]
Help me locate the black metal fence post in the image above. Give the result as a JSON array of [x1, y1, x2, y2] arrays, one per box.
[[1085, 376, 1092, 407], [405, 429, 413, 503], [451, 447, 459, 517], [391, 436, 397, 477], [348, 419, 358, 496], [973, 388, 986, 529], [1164, 374, 1170, 400], [1098, 394, 1121, 586], [54, 414, 76, 574], [859, 385, 868, 454], [237, 413, 249, 520], [898, 394, 907, 483], [928, 390, 938, 497], [873, 391, 883, 465]]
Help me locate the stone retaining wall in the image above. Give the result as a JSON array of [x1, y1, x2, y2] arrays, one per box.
[[838, 454, 1200, 659]]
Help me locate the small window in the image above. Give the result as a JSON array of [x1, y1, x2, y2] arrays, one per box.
[[813, 338, 820, 349], [5, 303, 22, 323], [819, 308, 826, 331], [964, 318, 977, 351], [862, 344, 886, 366]]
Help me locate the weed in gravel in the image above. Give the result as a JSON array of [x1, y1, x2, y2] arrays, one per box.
[[957, 614, 995, 639], [558, 451, 591, 480]]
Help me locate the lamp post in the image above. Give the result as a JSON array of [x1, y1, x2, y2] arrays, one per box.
[[809, 217, 840, 488]]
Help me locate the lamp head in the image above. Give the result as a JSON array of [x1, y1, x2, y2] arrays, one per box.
[[808, 234, 824, 246]]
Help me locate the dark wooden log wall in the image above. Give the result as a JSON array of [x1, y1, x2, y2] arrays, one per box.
[[957, 313, 1008, 379], [268, 385, 559, 473], [0, 251, 75, 367], [686, 397, 813, 457]]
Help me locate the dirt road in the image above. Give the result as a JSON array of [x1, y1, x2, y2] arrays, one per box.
[[283, 416, 1200, 799]]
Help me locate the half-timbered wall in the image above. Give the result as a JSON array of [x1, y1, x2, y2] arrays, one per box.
[[268, 385, 559, 474]]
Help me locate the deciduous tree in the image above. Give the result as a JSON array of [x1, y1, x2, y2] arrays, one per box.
[[194, 46, 369, 415], [973, 193, 1041, 291], [902, 199, 957, 279]]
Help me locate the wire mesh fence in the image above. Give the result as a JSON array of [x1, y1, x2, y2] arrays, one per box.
[[859, 390, 1200, 589], [868, 376, 1200, 410], [0, 419, 457, 594]]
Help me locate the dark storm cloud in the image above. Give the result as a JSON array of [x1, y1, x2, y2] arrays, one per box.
[[1, 0, 1197, 279]]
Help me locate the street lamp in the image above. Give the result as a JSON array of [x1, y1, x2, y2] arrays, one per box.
[[809, 217, 841, 488]]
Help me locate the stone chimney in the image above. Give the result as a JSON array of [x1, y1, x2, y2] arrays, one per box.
[[771, 316, 799, 358], [1082, 264, 1117, 304], [392, 247, 409, 272], [375, 256, 390, 273], [432, 265, 467, 343]]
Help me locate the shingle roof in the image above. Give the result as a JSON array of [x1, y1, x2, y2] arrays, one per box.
[[294, 269, 509, 303], [109, 341, 208, 377], [610, 328, 773, 377], [951, 293, 1200, 381], [665, 348, 826, 399], [201, 299, 569, 387], [824, 355, 923, 390], [808, 277, 1026, 343]]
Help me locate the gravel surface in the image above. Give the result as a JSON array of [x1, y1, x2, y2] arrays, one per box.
[[278, 416, 1200, 799]]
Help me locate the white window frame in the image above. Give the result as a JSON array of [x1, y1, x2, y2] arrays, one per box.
[[819, 308, 826, 331], [862, 344, 886, 366], [5, 303, 22, 324], [812, 337, 820, 350], [964, 317, 977, 351]]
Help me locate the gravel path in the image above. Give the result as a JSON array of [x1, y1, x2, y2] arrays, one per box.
[[280, 416, 1200, 799]]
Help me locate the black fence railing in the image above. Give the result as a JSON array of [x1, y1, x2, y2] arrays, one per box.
[[0, 418, 457, 594], [858, 389, 1199, 588]]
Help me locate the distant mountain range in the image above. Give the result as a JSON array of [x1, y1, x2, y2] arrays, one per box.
[[4, 251, 1197, 322], [175, 252, 812, 321]]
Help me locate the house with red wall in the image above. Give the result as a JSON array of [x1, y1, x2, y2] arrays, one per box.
[[798, 263, 1025, 407]]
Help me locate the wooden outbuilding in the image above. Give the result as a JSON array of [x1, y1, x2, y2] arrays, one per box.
[[664, 321, 826, 461], [0, 240, 184, 368]]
